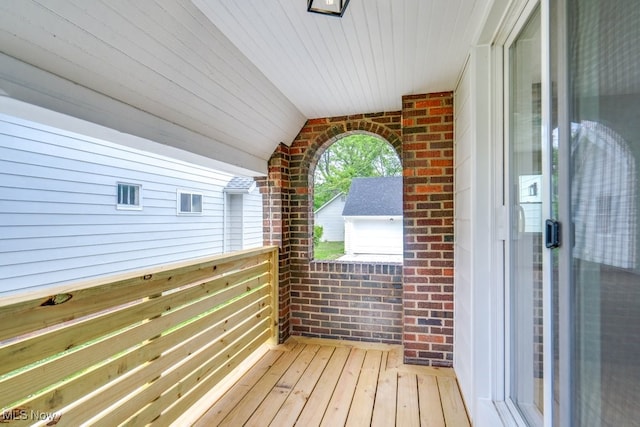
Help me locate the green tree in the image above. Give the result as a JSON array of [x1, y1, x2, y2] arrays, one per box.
[[313, 134, 401, 210]]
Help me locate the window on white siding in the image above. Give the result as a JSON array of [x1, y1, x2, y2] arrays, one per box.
[[178, 191, 203, 214], [116, 183, 142, 210]]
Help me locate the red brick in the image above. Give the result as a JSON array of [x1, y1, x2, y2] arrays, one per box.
[[415, 184, 444, 193], [430, 159, 454, 167], [415, 99, 444, 108], [430, 124, 454, 132], [429, 106, 454, 115], [418, 334, 445, 343]]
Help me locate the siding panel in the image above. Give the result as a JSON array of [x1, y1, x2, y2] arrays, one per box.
[[0, 114, 236, 294], [242, 191, 264, 249], [453, 57, 474, 415], [314, 195, 346, 242], [226, 194, 243, 251]]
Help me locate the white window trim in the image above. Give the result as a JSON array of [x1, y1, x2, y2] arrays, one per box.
[[177, 190, 203, 215], [116, 182, 143, 210]]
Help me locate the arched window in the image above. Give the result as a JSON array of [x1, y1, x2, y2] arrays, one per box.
[[312, 133, 402, 261]]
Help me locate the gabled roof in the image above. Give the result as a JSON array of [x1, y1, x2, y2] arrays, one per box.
[[342, 177, 403, 216], [314, 192, 346, 215], [224, 176, 256, 194]]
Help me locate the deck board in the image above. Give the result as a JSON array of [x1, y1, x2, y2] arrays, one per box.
[[371, 352, 397, 427], [418, 375, 447, 427], [244, 344, 320, 426], [194, 337, 470, 427], [320, 347, 367, 426], [295, 346, 351, 426], [345, 350, 382, 426], [438, 376, 471, 427], [268, 345, 335, 426], [397, 371, 421, 427], [214, 344, 305, 426]]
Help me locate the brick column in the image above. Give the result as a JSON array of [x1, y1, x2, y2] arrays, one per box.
[[258, 143, 292, 343], [401, 92, 455, 366]]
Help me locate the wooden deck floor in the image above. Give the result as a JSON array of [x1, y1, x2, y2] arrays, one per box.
[[193, 337, 470, 427]]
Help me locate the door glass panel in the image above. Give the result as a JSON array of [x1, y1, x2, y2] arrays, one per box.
[[568, 0, 640, 425], [508, 5, 543, 424]]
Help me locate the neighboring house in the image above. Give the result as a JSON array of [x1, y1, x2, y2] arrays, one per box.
[[313, 192, 346, 242], [224, 176, 264, 252], [342, 177, 403, 256], [0, 111, 262, 294]]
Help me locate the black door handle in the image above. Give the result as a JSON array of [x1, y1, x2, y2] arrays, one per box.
[[545, 219, 561, 249]]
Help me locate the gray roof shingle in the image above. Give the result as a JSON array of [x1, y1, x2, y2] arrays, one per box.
[[224, 176, 256, 193], [342, 176, 403, 216]]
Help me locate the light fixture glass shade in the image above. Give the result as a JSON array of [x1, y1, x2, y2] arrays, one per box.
[[307, 0, 350, 17]]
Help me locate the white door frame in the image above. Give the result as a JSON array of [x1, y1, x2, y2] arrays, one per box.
[[486, 0, 556, 425]]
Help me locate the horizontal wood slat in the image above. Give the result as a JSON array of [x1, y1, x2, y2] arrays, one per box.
[[2, 291, 272, 420], [122, 320, 271, 427], [0, 279, 270, 407], [0, 246, 275, 342], [0, 261, 271, 377], [0, 246, 279, 426]]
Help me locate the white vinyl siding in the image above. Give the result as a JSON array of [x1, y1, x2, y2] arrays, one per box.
[[226, 194, 243, 251], [344, 216, 403, 255], [454, 55, 474, 417], [0, 112, 235, 294], [242, 191, 263, 249], [224, 191, 263, 251], [453, 46, 497, 425], [314, 195, 346, 242]]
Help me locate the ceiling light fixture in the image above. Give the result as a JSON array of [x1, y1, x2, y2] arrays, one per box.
[[307, 0, 350, 17]]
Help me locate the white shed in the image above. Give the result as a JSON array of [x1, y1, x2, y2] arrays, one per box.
[[314, 193, 346, 242], [342, 177, 403, 256]]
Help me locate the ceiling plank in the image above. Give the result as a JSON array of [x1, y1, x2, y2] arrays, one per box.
[[0, 0, 493, 168]]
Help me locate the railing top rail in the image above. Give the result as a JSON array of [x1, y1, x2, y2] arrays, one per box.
[[0, 245, 279, 307]]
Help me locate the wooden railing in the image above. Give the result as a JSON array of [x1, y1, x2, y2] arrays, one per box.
[[0, 246, 279, 426]]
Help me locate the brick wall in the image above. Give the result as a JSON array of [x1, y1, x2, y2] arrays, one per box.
[[289, 113, 404, 344], [402, 93, 455, 366], [291, 261, 403, 342], [262, 93, 455, 366]]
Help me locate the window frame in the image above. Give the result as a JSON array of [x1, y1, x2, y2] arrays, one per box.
[[116, 182, 143, 210], [177, 190, 203, 215]]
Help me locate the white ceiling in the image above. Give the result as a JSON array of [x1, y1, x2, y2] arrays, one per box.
[[195, 0, 490, 118], [0, 0, 492, 175]]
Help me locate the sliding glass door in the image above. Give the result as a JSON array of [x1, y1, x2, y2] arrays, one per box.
[[507, 4, 545, 425], [505, 1, 640, 425]]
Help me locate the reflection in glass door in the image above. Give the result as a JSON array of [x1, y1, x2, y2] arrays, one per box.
[[507, 5, 544, 425], [565, 0, 640, 425]]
